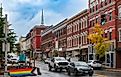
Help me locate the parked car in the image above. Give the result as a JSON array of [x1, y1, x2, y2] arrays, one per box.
[[44, 58, 51, 64], [48, 57, 69, 71], [10, 56, 19, 63], [67, 61, 93, 76], [88, 60, 102, 69]]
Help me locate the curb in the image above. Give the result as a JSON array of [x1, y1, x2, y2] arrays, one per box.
[[105, 69, 121, 72]]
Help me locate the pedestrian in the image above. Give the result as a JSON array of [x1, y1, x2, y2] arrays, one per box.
[[18, 51, 26, 68]]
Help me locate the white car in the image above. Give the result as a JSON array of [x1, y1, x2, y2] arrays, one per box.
[[48, 57, 69, 71], [44, 58, 51, 64], [88, 60, 102, 69], [10, 56, 19, 63]]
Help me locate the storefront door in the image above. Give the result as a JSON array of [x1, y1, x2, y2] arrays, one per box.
[[106, 51, 115, 68]]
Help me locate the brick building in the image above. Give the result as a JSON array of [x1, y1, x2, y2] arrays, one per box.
[[88, 0, 121, 68], [52, 19, 67, 57], [41, 26, 53, 58], [41, 19, 67, 58], [39, 0, 121, 68], [26, 25, 47, 59], [66, 9, 88, 61]]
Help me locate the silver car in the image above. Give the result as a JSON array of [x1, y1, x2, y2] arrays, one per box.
[[67, 61, 93, 76]]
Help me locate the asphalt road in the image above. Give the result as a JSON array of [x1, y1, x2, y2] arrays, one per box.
[[28, 61, 121, 77]]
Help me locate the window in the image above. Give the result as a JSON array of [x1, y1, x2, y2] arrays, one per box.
[[92, 6, 94, 12], [105, 33, 107, 38], [118, 6, 121, 19], [101, 14, 107, 25], [90, 8, 92, 13], [96, 18, 98, 23], [96, 5, 97, 11], [105, 0, 107, 5], [89, 54, 93, 60], [101, 2, 103, 7], [109, 32, 112, 40], [92, 20, 95, 26], [109, 12, 112, 21], [119, 29, 121, 42], [109, 0, 111, 3]]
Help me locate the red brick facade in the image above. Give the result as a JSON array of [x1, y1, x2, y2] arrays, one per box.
[[26, 25, 47, 53], [39, 0, 121, 68]]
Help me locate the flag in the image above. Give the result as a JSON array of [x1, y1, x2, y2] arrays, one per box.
[[8, 67, 37, 76]]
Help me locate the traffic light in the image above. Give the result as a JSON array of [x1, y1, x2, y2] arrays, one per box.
[[101, 14, 107, 25]]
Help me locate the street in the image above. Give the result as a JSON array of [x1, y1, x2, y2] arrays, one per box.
[[29, 61, 121, 77]]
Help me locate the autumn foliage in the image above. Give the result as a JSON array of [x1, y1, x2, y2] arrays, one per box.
[[88, 24, 111, 58]]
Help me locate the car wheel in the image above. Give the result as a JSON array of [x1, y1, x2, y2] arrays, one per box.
[[60, 68, 62, 72], [54, 64, 58, 72], [48, 64, 52, 71], [89, 73, 93, 76], [67, 69, 71, 75], [74, 70, 78, 76]]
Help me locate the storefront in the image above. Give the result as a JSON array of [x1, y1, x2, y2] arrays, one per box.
[[88, 43, 115, 68]]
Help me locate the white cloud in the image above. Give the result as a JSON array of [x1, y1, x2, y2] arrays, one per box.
[[0, 0, 88, 38], [63, 0, 88, 18]]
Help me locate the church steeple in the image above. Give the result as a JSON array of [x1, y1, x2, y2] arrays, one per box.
[[41, 9, 44, 25], [0, 3, 3, 17]]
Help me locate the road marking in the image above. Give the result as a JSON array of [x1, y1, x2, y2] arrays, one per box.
[[95, 74, 108, 77]]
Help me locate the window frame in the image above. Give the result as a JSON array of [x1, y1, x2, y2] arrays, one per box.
[[118, 28, 121, 42]]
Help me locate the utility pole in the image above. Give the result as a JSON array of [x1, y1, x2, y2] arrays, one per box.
[[0, 4, 9, 77], [3, 14, 10, 77]]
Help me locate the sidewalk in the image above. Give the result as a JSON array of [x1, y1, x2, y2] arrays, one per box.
[[105, 68, 121, 72]]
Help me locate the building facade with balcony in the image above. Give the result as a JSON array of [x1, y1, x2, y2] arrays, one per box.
[[66, 9, 88, 61]]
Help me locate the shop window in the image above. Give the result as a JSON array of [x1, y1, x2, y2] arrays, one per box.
[[89, 54, 93, 60]]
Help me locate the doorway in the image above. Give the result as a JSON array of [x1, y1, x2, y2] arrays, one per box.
[[106, 51, 115, 68]]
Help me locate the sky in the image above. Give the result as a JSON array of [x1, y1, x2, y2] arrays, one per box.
[[0, 0, 88, 39]]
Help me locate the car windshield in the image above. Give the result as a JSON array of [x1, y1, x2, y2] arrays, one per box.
[[75, 62, 89, 67], [88, 61, 92, 63], [55, 57, 66, 61]]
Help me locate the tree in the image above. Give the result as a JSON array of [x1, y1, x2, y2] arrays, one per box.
[[52, 50, 58, 57], [0, 7, 17, 59], [88, 23, 111, 59], [7, 31, 17, 52]]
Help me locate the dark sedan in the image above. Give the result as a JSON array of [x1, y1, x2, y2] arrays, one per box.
[[67, 61, 94, 76]]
